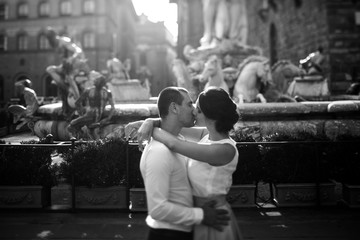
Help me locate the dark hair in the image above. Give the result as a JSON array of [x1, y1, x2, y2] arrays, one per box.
[[198, 87, 239, 133], [157, 87, 188, 118]]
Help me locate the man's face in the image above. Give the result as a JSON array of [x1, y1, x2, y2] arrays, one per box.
[[177, 91, 196, 128]]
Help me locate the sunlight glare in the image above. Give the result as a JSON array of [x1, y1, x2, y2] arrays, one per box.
[[132, 0, 178, 40]]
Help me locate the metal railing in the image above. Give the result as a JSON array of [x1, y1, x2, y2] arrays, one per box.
[[1, 139, 359, 211]]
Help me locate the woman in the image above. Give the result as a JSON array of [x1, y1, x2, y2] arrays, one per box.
[[148, 87, 242, 240]]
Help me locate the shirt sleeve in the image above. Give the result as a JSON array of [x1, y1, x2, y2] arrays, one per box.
[[143, 143, 203, 226]]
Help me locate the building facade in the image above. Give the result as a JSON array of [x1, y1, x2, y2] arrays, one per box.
[[134, 14, 177, 96], [173, 0, 360, 94], [0, 0, 137, 105]]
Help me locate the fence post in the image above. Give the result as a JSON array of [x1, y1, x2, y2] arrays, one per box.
[[126, 140, 130, 212], [70, 137, 76, 212]]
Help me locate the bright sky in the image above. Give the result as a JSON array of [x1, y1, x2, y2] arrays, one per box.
[[132, 0, 178, 41]]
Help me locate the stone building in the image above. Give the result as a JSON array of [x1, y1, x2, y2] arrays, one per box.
[[0, 0, 137, 106], [134, 14, 177, 97], [173, 0, 360, 94]]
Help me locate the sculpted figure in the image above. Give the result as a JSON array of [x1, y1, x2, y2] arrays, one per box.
[[106, 52, 128, 82], [67, 72, 115, 140], [45, 27, 90, 116], [200, 0, 248, 49], [8, 79, 39, 131]]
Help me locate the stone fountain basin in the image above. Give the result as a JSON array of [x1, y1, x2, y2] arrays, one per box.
[[33, 100, 360, 141]]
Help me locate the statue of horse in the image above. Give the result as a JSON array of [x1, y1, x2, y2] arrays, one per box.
[[233, 55, 272, 103], [199, 55, 229, 93], [263, 60, 306, 102]]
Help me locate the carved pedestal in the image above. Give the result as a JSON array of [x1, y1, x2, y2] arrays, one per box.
[[0, 186, 43, 209]]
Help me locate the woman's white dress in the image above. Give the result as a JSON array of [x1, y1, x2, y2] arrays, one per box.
[[188, 135, 243, 240]]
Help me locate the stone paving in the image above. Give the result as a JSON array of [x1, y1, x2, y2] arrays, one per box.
[[0, 207, 359, 240]]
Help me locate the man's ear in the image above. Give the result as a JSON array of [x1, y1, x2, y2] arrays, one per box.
[[169, 102, 178, 114]]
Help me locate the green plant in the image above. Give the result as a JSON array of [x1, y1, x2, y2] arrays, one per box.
[[231, 129, 262, 184], [260, 132, 331, 184], [323, 135, 360, 185], [59, 138, 128, 188], [0, 138, 56, 187], [127, 143, 144, 188]]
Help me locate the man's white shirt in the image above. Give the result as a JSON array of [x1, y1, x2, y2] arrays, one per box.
[[140, 138, 203, 232]]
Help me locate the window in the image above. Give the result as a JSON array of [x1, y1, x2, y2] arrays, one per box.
[[39, 1, 50, 17], [0, 4, 9, 20], [0, 35, 7, 51], [18, 3, 29, 18], [60, 0, 72, 15], [83, 0, 95, 14], [39, 34, 50, 50], [83, 32, 95, 48], [17, 34, 28, 50]]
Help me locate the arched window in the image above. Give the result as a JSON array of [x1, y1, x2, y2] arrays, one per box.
[[17, 34, 28, 50], [83, 31, 95, 48], [0, 75, 4, 101], [294, 0, 303, 8], [83, 0, 95, 14], [38, 33, 50, 50], [60, 0, 72, 16], [44, 75, 58, 97], [0, 3, 9, 20], [39, 1, 50, 17], [269, 23, 278, 66], [18, 2, 29, 18], [0, 34, 7, 51]]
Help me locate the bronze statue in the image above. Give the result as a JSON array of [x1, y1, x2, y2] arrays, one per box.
[[67, 72, 115, 140], [45, 27, 90, 116], [8, 79, 39, 132]]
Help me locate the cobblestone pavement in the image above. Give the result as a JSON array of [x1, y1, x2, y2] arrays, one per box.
[[0, 207, 359, 240]]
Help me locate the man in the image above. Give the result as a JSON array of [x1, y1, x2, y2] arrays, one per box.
[[45, 27, 89, 115], [67, 71, 115, 140], [131, 87, 229, 240]]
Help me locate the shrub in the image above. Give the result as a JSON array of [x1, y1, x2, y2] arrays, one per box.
[[231, 129, 262, 184], [59, 138, 128, 188], [260, 132, 332, 184], [0, 138, 56, 187]]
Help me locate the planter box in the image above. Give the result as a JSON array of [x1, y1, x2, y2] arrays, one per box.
[[342, 184, 360, 208], [75, 186, 127, 209], [227, 184, 256, 208], [274, 182, 336, 207], [52, 185, 127, 209], [129, 188, 147, 212], [0, 186, 43, 208]]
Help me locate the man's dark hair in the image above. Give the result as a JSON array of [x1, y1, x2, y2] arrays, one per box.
[[157, 87, 188, 118]]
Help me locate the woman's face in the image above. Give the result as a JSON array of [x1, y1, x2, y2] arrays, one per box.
[[194, 99, 206, 126]]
